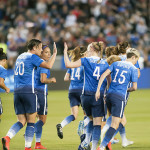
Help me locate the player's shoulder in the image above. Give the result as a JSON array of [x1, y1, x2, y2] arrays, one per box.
[[0, 65, 6, 71]]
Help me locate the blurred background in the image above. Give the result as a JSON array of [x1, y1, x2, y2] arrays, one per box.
[[0, 0, 150, 91]]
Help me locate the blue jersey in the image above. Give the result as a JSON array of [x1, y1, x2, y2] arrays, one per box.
[[14, 52, 44, 93], [81, 56, 109, 95], [119, 54, 140, 69], [0, 65, 7, 80], [67, 66, 84, 93], [35, 67, 50, 94], [108, 61, 138, 99]]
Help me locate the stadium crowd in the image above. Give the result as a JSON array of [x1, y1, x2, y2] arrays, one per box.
[[0, 0, 150, 68]]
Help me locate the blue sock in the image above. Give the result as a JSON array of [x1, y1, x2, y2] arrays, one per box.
[[100, 127, 116, 148], [61, 115, 75, 128], [112, 123, 124, 139], [25, 123, 35, 148], [119, 125, 125, 135], [106, 116, 112, 126], [35, 120, 44, 143], [119, 126, 126, 142], [92, 125, 101, 150], [84, 121, 93, 144], [6, 122, 23, 139]]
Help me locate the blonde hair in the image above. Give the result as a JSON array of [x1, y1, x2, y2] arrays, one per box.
[[126, 48, 140, 58], [107, 55, 121, 65], [68, 46, 87, 62], [92, 41, 104, 58]]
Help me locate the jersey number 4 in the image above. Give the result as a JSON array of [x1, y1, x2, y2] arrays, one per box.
[[112, 69, 127, 84], [93, 66, 100, 80], [14, 62, 24, 75]]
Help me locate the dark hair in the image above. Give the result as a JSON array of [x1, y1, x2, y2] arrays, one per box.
[[126, 48, 140, 58], [0, 48, 7, 60], [117, 41, 129, 54], [27, 39, 42, 50], [68, 46, 87, 62], [42, 45, 49, 50], [105, 46, 119, 58]]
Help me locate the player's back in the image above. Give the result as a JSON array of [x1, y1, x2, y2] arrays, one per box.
[[14, 52, 43, 93], [81, 56, 109, 95], [68, 66, 84, 93], [108, 61, 138, 99]]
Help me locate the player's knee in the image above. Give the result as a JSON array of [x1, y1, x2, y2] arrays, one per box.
[[111, 121, 120, 129], [19, 120, 26, 127]]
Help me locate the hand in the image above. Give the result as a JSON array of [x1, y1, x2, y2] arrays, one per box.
[[53, 42, 57, 55], [50, 77, 56, 83], [5, 88, 10, 94], [64, 42, 68, 53], [95, 90, 100, 101]]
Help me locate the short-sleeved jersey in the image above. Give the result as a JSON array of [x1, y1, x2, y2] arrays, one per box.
[[81, 56, 109, 95], [108, 61, 138, 99], [67, 66, 84, 93], [119, 54, 140, 69], [0, 65, 7, 80], [14, 52, 44, 93], [35, 67, 50, 95]]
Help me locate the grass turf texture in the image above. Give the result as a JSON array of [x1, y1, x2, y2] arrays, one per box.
[[0, 89, 150, 150]]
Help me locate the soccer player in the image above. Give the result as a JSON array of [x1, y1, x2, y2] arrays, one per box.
[[56, 46, 88, 139], [0, 48, 10, 122], [96, 48, 140, 150], [34, 44, 57, 149], [64, 42, 111, 150], [1, 39, 57, 150]]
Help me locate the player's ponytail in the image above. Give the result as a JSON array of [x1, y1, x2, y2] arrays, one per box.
[[105, 46, 119, 58], [0, 48, 7, 60], [117, 41, 129, 54], [68, 46, 87, 62], [107, 55, 121, 65]]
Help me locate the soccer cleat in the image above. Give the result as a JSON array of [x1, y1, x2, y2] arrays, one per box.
[[80, 134, 86, 143], [2, 136, 10, 150], [111, 138, 119, 144], [56, 124, 63, 139], [122, 139, 134, 147], [34, 142, 47, 149], [106, 142, 112, 150], [78, 120, 84, 136], [97, 147, 105, 150], [25, 147, 32, 150]]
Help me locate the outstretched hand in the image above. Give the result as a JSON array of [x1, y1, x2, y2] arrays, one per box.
[[53, 42, 57, 55], [64, 42, 68, 53]]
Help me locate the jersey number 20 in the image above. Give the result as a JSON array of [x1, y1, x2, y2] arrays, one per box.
[[14, 62, 24, 75]]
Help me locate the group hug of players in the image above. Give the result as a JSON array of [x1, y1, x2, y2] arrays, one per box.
[[0, 39, 140, 150]]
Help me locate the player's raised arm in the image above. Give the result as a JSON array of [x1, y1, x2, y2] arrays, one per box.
[[40, 42, 57, 69], [95, 69, 111, 101], [64, 43, 81, 68]]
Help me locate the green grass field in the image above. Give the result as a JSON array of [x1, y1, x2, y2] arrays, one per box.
[[0, 89, 150, 150]]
